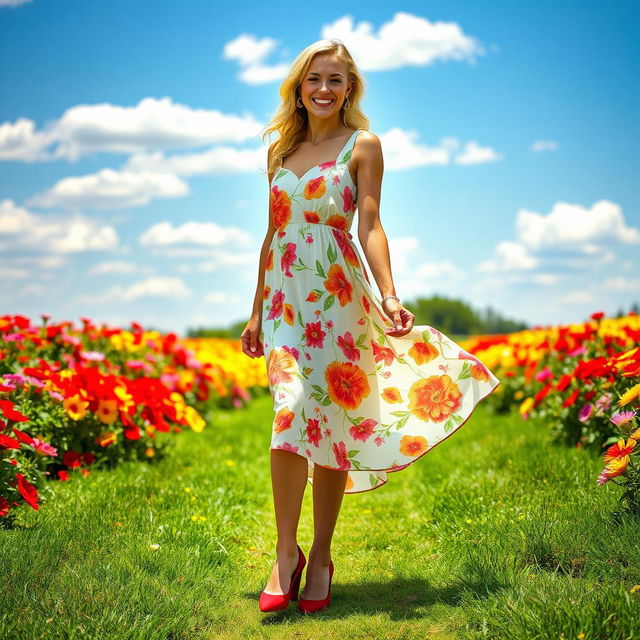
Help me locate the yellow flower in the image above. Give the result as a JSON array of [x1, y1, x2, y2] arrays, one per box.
[[224, 459, 236, 466], [63, 394, 89, 421], [183, 487, 192, 493], [185, 405, 206, 433], [519, 397, 534, 416], [618, 383, 640, 406], [630, 584, 640, 594]]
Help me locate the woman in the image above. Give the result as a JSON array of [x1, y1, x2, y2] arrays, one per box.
[[241, 38, 500, 614]]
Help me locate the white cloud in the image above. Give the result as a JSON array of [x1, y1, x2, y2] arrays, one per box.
[[478, 199, 639, 277], [139, 221, 253, 249], [87, 260, 154, 276], [0, 199, 119, 253], [204, 290, 244, 305], [77, 276, 192, 304], [223, 12, 486, 84], [454, 141, 503, 165], [530, 140, 559, 152], [27, 169, 188, 210], [516, 200, 640, 253], [560, 291, 596, 304], [321, 12, 486, 71], [0, 97, 264, 162], [601, 277, 640, 292]]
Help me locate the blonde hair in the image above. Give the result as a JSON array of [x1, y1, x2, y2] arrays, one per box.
[[260, 38, 369, 178]]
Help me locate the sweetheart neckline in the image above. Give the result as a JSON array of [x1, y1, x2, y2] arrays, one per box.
[[277, 129, 361, 183]]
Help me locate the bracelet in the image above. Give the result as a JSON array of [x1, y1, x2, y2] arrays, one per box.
[[381, 295, 400, 305]]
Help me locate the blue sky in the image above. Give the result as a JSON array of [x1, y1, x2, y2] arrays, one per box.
[[0, 0, 638, 335]]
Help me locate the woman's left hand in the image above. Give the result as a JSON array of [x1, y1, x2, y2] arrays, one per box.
[[381, 298, 415, 337]]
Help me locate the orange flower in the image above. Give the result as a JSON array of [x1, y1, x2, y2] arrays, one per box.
[[283, 303, 295, 326], [408, 341, 438, 365], [271, 186, 292, 230], [603, 437, 637, 464], [265, 249, 273, 271], [97, 399, 118, 425], [263, 284, 271, 300], [304, 211, 320, 223], [602, 455, 630, 478], [273, 407, 295, 433], [381, 387, 403, 403], [326, 214, 349, 231], [303, 176, 326, 200], [64, 393, 89, 421], [306, 290, 319, 302], [399, 434, 428, 457], [332, 227, 359, 267], [267, 348, 299, 387], [96, 431, 117, 447], [325, 361, 371, 410], [408, 374, 462, 423], [323, 263, 353, 306]]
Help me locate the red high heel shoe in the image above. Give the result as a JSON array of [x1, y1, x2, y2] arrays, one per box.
[[298, 560, 334, 614], [259, 544, 306, 612]]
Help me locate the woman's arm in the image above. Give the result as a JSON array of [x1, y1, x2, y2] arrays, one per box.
[[249, 142, 277, 321], [355, 132, 396, 299], [355, 131, 414, 336]]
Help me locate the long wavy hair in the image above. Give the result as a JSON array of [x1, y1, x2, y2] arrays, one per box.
[[261, 38, 369, 178]]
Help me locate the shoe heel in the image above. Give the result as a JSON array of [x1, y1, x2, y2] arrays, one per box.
[[290, 571, 302, 601]]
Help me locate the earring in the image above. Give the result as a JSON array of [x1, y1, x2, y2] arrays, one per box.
[[343, 96, 350, 110], [296, 96, 304, 108]]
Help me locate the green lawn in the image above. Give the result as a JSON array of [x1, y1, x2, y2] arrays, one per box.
[[2, 393, 639, 639]]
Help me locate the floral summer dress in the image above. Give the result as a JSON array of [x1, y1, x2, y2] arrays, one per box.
[[260, 128, 501, 494]]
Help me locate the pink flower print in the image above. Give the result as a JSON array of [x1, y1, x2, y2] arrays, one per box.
[[305, 351, 312, 361], [438, 364, 449, 373], [305, 321, 326, 348], [282, 345, 300, 361], [349, 418, 377, 443], [277, 229, 286, 238], [275, 442, 299, 453], [429, 327, 443, 339], [374, 436, 384, 446], [267, 289, 284, 319], [337, 331, 360, 362], [305, 448, 312, 457], [341, 186, 356, 213], [362, 295, 370, 313], [357, 317, 365, 325], [306, 233, 314, 244], [332, 174, 341, 185], [306, 418, 323, 447], [324, 427, 332, 437], [319, 160, 337, 172], [281, 242, 297, 277], [326, 320, 334, 329], [321, 414, 328, 423], [382, 370, 391, 378], [332, 441, 351, 469]]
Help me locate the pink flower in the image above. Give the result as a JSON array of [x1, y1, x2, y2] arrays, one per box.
[[349, 418, 377, 442], [535, 367, 553, 382], [305, 233, 314, 244], [337, 331, 360, 362], [305, 321, 326, 348], [578, 404, 593, 423], [374, 436, 384, 446], [267, 290, 285, 320], [610, 410, 636, 428], [332, 441, 351, 469], [595, 392, 612, 414], [306, 418, 323, 447], [281, 242, 298, 277], [275, 442, 299, 453], [282, 345, 300, 361]]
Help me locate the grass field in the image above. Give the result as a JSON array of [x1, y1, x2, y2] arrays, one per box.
[[2, 393, 639, 639]]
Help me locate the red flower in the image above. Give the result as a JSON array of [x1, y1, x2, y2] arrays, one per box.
[[349, 418, 377, 443], [332, 440, 351, 469], [305, 321, 326, 348], [337, 331, 360, 361], [306, 418, 323, 447], [562, 388, 580, 408], [16, 473, 39, 511]]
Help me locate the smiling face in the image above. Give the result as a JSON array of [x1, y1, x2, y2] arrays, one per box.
[[298, 53, 352, 122]]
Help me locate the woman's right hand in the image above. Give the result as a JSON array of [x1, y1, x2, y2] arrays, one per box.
[[241, 315, 264, 358]]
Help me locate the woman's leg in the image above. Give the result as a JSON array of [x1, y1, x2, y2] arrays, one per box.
[[263, 448, 308, 594], [301, 464, 348, 599]]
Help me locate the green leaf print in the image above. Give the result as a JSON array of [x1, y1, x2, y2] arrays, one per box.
[[301, 405, 307, 423], [443, 418, 454, 433], [456, 360, 472, 381], [327, 242, 337, 264], [369, 473, 379, 488], [324, 294, 335, 311], [347, 449, 359, 457], [273, 318, 281, 332], [422, 330, 431, 343], [315, 260, 326, 279], [355, 332, 368, 347], [390, 410, 410, 417], [297, 309, 304, 327]]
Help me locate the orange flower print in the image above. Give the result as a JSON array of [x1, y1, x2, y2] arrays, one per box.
[[306, 417, 323, 446], [281, 242, 297, 277], [304, 211, 320, 223], [283, 303, 295, 326], [408, 341, 439, 365], [325, 361, 371, 410], [332, 440, 351, 469], [267, 289, 284, 320], [408, 374, 462, 423], [337, 331, 360, 361], [263, 284, 271, 300], [341, 185, 356, 213], [399, 434, 428, 457], [459, 351, 491, 381], [271, 185, 292, 230], [381, 387, 403, 403], [265, 248, 273, 271], [362, 295, 370, 313], [349, 418, 377, 443], [326, 214, 349, 231], [372, 341, 395, 366], [267, 347, 299, 386], [306, 290, 319, 302], [305, 320, 326, 347], [331, 228, 360, 267], [273, 407, 295, 433], [323, 263, 353, 306], [303, 176, 326, 200]]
